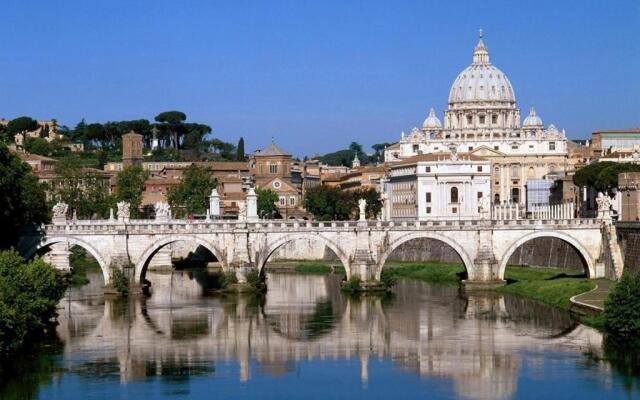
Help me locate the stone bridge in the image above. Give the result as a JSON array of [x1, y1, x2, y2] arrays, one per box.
[[18, 216, 619, 292]]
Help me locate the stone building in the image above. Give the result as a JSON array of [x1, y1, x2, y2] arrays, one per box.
[[385, 32, 570, 206], [590, 128, 640, 158], [387, 152, 490, 220], [250, 142, 308, 218]]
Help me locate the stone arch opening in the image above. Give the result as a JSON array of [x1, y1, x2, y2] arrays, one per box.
[[135, 236, 224, 285], [26, 237, 110, 285], [376, 232, 474, 281], [260, 234, 351, 278], [498, 232, 595, 280]]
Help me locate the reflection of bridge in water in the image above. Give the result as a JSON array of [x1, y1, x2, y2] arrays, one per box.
[[56, 271, 605, 400]]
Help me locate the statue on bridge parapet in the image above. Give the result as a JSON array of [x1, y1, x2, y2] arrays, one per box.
[[117, 201, 131, 223], [596, 192, 612, 222], [154, 202, 171, 222], [52, 202, 68, 225], [358, 198, 367, 221], [478, 196, 491, 220]]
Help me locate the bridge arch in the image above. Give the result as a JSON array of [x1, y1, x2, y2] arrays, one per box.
[[25, 236, 110, 284], [260, 233, 351, 278], [376, 231, 475, 280], [498, 231, 596, 279], [135, 235, 226, 284]]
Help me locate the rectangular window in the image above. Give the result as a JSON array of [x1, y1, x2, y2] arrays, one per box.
[[477, 166, 482, 172], [426, 192, 431, 203], [468, 146, 473, 151], [425, 166, 431, 172], [452, 207, 458, 214], [494, 146, 499, 151], [529, 145, 534, 149], [495, 181, 500, 185], [492, 115, 498, 124], [289, 196, 295, 206], [413, 144, 419, 152], [477, 192, 483, 199], [479, 115, 485, 124], [549, 142, 556, 150], [426, 206, 431, 214], [269, 164, 278, 174], [279, 196, 285, 206], [467, 115, 473, 125]]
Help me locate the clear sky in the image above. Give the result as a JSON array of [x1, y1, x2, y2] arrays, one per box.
[[1, 0, 638, 157]]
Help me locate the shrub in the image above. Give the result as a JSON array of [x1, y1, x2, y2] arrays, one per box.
[[604, 272, 640, 343], [110, 268, 129, 297], [245, 268, 266, 292], [380, 269, 397, 289], [341, 276, 362, 293], [220, 271, 238, 288]]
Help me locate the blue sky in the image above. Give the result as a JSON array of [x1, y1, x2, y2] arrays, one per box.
[[0, 0, 638, 157]]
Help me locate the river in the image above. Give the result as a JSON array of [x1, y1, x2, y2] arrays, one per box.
[[1, 268, 638, 400]]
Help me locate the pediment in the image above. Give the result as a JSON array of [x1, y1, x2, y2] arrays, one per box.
[[470, 145, 505, 157]]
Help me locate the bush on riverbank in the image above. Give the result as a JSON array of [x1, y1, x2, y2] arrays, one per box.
[[0, 250, 67, 358], [497, 266, 595, 310], [604, 271, 640, 344], [110, 268, 129, 296]]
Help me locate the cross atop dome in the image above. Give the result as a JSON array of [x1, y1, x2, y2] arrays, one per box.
[[473, 29, 490, 64]]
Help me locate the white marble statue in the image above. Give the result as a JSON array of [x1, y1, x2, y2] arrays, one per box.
[[358, 198, 367, 221], [154, 202, 171, 220], [596, 192, 613, 221], [238, 201, 247, 221], [52, 202, 68, 220], [117, 201, 131, 221]]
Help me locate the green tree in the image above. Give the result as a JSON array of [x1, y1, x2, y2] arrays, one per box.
[[155, 111, 186, 149], [24, 137, 52, 156], [115, 166, 149, 217], [167, 165, 213, 216], [236, 137, 246, 161], [6, 117, 39, 136], [256, 188, 279, 218], [371, 143, 392, 163], [0, 144, 48, 249], [604, 271, 640, 344], [353, 187, 382, 219], [573, 161, 640, 192], [0, 250, 67, 356], [48, 156, 112, 219], [303, 186, 355, 220]]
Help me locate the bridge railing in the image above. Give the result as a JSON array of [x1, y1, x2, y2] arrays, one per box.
[[41, 216, 601, 234]]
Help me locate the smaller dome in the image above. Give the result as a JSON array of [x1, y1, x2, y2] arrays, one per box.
[[523, 107, 543, 128], [422, 108, 442, 129]]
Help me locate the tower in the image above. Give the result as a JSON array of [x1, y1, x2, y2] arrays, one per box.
[[122, 131, 144, 167]]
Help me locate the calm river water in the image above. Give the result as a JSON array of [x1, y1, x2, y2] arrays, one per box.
[[2, 269, 639, 400]]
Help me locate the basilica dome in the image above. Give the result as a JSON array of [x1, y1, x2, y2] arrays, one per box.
[[422, 107, 442, 129], [522, 107, 543, 128], [448, 32, 515, 104]]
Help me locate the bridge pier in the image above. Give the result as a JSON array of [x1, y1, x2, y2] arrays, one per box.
[[45, 242, 71, 273]]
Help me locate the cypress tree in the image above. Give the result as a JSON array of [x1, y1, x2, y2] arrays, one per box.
[[236, 137, 245, 161]]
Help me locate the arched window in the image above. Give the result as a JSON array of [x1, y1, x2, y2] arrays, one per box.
[[450, 187, 459, 203], [494, 194, 500, 204]]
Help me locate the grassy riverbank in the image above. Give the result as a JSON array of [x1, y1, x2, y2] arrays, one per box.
[[384, 262, 465, 285], [497, 266, 598, 310]]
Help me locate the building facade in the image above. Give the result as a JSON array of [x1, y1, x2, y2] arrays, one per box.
[[385, 32, 569, 206], [387, 152, 490, 220]]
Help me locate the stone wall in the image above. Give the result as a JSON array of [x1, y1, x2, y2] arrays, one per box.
[[614, 222, 640, 275], [268, 237, 584, 271]]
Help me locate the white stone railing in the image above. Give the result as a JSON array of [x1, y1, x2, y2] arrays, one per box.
[[42, 216, 601, 234]]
